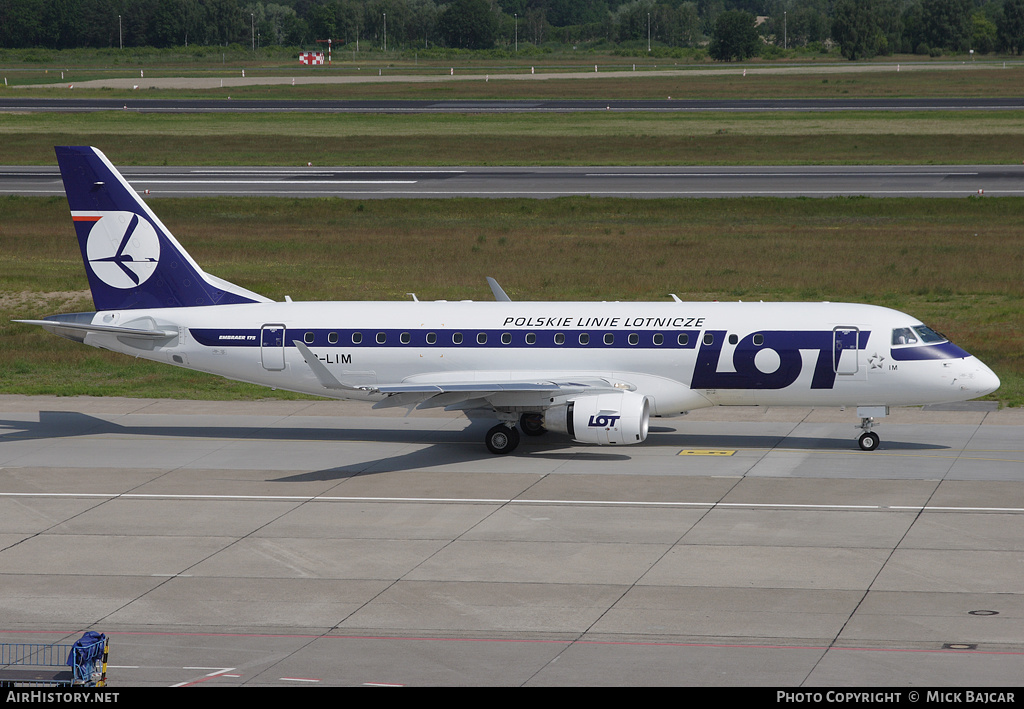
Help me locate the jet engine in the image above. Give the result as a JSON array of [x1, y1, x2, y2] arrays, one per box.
[[543, 391, 650, 445]]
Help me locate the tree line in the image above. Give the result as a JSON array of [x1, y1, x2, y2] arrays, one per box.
[[1, 0, 1022, 59]]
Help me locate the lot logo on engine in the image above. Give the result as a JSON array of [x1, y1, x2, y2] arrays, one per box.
[[589, 415, 620, 427]]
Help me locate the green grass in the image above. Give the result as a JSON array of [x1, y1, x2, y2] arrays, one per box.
[[4, 50, 1023, 100], [3, 110, 1024, 166], [4, 61, 1022, 168], [2, 195, 1021, 405]]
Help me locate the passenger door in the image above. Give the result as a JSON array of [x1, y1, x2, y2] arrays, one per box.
[[833, 327, 860, 376], [261, 324, 286, 371]]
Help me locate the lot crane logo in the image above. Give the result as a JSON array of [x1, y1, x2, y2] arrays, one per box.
[[79, 211, 160, 289]]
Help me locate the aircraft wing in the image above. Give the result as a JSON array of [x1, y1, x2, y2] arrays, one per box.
[[293, 340, 618, 409], [373, 379, 608, 410]]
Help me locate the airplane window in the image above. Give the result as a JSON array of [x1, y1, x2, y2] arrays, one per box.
[[728, 334, 738, 345], [501, 333, 512, 345], [555, 333, 565, 345], [628, 333, 639, 345], [328, 332, 338, 344], [914, 325, 946, 344], [400, 332, 411, 344], [304, 331, 315, 344], [891, 328, 918, 346], [526, 333, 536, 345], [677, 333, 688, 346], [579, 333, 590, 345], [477, 333, 487, 345], [604, 333, 614, 345], [653, 333, 664, 345], [352, 332, 362, 344], [753, 334, 763, 346], [426, 332, 437, 345], [703, 333, 714, 345], [453, 332, 463, 344], [376, 332, 386, 344]]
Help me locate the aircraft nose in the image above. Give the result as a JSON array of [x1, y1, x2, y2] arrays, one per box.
[[971, 360, 1000, 397]]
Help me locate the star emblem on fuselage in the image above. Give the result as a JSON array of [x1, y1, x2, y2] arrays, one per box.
[[868, 352, 886, 369]]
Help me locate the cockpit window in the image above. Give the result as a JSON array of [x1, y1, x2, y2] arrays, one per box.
[[892, 328, 918, 346], [892, 325, 948, 346], [913, 325, 947, 344]]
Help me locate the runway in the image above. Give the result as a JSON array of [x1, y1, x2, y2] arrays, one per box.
[[5, 164, 1024, 199], [1, 395, 1022, 686]]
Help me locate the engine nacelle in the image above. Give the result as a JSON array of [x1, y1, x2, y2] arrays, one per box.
[[543, 391, 650, 445]]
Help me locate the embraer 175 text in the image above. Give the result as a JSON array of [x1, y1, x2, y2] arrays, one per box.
[[18, 147, 1001, 454]]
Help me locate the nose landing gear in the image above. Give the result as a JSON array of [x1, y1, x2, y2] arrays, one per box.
[[855, 406, 888, 451], [858, 430, 880, 451]]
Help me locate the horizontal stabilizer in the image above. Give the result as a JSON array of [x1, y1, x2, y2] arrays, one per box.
[[14, 319, 177, 340]]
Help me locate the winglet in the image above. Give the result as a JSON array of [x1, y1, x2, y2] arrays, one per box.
[[487, 277, 512, 302], [293, 340, 371, 392]]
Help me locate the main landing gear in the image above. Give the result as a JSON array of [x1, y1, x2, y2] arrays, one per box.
[[485, 424, 521, 454], [484, 413, 546, 454], [519, 413, 546, 437]]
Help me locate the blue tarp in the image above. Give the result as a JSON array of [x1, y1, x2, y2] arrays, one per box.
[[66, 632, 105, 682]]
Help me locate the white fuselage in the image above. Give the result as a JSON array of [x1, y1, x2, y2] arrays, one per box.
[[81, 299, 999, 416]]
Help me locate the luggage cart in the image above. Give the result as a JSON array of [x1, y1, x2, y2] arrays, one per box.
[[0, 632, 108, 687]]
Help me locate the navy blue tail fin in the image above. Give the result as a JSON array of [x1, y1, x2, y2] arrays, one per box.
[[55, 146, 269, 311]]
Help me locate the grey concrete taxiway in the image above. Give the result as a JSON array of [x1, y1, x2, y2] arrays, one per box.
[[1, 395, 1022, 686]]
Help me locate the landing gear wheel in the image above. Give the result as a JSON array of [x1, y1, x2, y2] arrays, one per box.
[[486, 424, 521, 455], [858, 431, 880, 452], [519, 413, 546, 437]]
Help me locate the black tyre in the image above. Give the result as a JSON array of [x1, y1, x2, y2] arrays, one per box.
[[486, 424, 520, 454], [858, 432, 880, 451], [519, 413, 546, 436]]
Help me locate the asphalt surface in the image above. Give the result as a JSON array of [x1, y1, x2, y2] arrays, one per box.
[[0, 396, 1021, 687], [5, 163, 1024, 199]]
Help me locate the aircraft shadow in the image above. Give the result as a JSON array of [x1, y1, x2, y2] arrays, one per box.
[[0, 412, 636, 479], [0, 410, 948, 482], [0, 410, 475, 445], [268, 445, 635, 481], [0, 410, 949, 451], [646, 431, 947, 452]]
